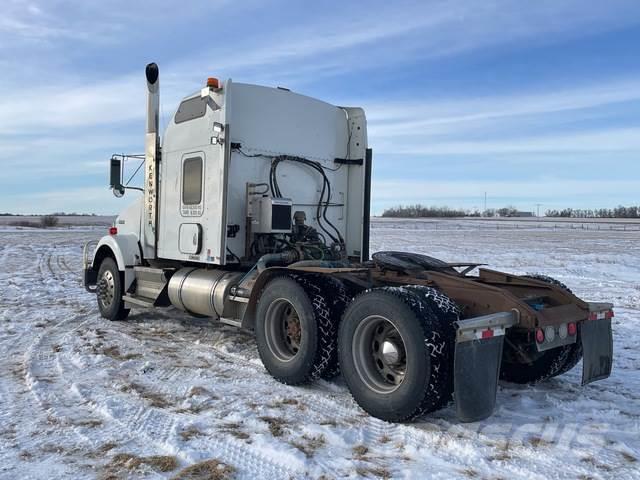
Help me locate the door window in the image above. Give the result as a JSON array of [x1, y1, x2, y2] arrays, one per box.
[[181, 155, 204, 216]]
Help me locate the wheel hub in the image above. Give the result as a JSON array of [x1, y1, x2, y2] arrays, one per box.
[[283, 305, 301, 353], [353, 316, 408, 394], [98, 270, 115, 309], [264, 298, 303, 362]]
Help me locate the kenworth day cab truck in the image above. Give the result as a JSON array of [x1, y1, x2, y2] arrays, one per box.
[[83, 63, 614, 422]]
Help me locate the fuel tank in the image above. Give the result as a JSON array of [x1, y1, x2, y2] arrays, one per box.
[[168, 267, 242, 317]]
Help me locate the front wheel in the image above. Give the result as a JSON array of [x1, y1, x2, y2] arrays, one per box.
[[96, 257, 130, 321], [338, 287, 456, 422]]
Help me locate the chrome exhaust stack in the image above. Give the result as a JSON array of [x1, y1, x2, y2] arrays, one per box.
[[143, 62, 160, 259]]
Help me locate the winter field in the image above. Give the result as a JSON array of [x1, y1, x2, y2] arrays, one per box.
[[0, 218, 638, 479]]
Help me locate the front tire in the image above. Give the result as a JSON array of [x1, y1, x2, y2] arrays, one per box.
[[96, 257, 130, 321], [338, 287, 456, 422]]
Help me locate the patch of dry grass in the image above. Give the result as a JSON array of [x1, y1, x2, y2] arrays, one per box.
[[487, 451, 511, 462], [528, 436, 553, 448], [219, 422, 250, 441], [319, 419, 337, 427], [355, 466, 391, 479], [188, 386, 213, 398], [269, 397, 304, 410], [104, 452, 179, 475], [290, 434, 325, 458], [101, 345, 142, 361], [180, 425, 204, 441], [122, 382, 172, 408], [580, 456, 613, 472], [171, 458, 235, 480], [353, 445, 369, 459], [19, 451, 33, 461], [71, 418, 103, 428], [258, 416, 288, 437], [459, 468, 479, 477]]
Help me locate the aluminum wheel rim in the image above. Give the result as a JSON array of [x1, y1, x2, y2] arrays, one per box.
[[98, 270, 115, 310], [264, 298, 302, 363], [352, 315, 407, 394]]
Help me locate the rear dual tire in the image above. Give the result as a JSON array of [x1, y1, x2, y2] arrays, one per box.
[[500, 274, 582, 384], [255, 275, 346, 385], [338, 287, 459, 422]]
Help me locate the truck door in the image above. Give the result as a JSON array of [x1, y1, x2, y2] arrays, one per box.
[[178, 153, 205, 254]]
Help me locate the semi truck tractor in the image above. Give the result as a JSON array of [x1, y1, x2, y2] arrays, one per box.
[[83, 63, 614, 422]]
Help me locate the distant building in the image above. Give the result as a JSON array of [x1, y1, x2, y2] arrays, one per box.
[[512, 211, 534, 217]]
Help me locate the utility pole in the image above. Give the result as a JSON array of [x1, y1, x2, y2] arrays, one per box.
[[484, 192, 487, 216], [535, 203, 542, 217]]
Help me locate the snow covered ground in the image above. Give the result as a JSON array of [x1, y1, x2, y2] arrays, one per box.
[[0, 220, 638, 479]]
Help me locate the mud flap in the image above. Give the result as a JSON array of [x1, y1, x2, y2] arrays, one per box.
[[581, 318, 613, 385], [454, 311, 518, 422], [83, 268, 97, 293]]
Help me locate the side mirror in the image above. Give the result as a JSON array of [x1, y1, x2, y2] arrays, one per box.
[[110, 158, 125, 197]]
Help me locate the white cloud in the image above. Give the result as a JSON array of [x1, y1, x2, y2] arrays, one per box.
[[1, 0, 639, 213], [373, 127, 640, 156], [366, 79, 640, 133]]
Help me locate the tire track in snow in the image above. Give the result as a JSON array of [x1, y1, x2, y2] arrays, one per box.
[[89, 318, 471, 477], [29, 314, 304, 479]]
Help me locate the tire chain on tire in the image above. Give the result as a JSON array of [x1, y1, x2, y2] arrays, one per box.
[[402, 285, 461, 409], [274, 273, 346, 382]]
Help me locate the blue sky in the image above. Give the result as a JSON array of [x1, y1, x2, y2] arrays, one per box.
[[1, 0, 639, 215]]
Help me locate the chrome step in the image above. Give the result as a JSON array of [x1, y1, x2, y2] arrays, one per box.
[[219, 317, 242, 328], [123, 294, 156, 308], [132, 266, 172, 306]]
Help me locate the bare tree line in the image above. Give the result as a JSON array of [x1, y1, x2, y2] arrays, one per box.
[[545, 206, 640, 218]]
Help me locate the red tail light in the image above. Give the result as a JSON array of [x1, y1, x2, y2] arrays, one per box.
[[535, 328, 545, 343], [481, 329, 494, 339], [589, 310, 614, 321], [109, 227, 118, 235], [567, 322, 577, 336]]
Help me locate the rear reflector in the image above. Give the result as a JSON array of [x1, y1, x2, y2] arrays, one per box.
[[109, 227, 118, 235], [589, 310, 614, 321], [544, 326, 556, 342], [535, 328, 545, 343], [567, 322, 577, 336], [558, 323, 568, 339], [481, 329, 494, 339]]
